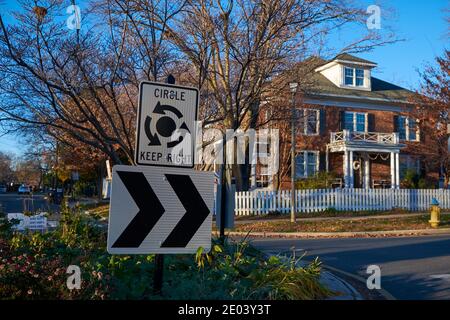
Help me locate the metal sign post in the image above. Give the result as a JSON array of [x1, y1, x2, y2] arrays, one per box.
[[107, 76, 214, 296]]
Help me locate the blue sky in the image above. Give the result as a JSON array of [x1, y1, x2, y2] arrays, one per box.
[[0, 0, 448, 155]]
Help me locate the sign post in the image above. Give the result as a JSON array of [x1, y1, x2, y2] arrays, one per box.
[[107, 76, 213, 296]]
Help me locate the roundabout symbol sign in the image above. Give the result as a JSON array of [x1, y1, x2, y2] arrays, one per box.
[[135, 81, 199, 168]]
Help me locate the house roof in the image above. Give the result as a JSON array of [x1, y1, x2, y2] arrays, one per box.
[[332, 53, 377, 66], [303, 56, 416, 104]]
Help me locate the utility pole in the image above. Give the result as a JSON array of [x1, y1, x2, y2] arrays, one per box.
[[289, 82, 298, 223]]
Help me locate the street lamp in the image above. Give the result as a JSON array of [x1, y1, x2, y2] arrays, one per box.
[[289, 82, 298, 223]]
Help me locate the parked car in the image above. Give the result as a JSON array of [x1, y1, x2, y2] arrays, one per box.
[[0, 185, 7, 193], [18, 185, 31, 195]]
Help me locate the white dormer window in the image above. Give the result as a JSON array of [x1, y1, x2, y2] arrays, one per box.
[[344, 67, 364, 87]]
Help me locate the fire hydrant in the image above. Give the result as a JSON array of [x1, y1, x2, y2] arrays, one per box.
[[429, 198, 441, 228]]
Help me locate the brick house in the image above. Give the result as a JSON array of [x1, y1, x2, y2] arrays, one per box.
[[258, 54, 437, 190]]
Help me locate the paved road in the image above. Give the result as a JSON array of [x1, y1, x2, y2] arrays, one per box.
[[0, 193, 59, 214], [250, 235, 450, 300]]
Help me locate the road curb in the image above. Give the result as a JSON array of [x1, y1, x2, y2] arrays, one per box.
[[270, 249, 395, 300], [320, 264, 396, 300], [264, 253, 364, 300], [213, 228, 450, 239], [320, 269, 363, 300]]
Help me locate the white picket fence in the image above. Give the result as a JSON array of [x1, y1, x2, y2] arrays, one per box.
[[234, 189, 450, 216]]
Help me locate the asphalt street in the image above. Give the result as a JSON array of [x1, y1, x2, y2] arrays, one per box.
[[250, 235, 450, 300], [0, 193, 58, 214]]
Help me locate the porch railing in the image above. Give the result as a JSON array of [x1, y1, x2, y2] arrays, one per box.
[[330, 130, 399, 145]]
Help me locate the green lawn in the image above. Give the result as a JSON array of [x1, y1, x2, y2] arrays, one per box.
[[234, 208, 450, 221], [233, 214, 450, 233]]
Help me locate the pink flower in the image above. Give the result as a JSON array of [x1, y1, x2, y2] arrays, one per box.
[[27, 289, 33, 295]]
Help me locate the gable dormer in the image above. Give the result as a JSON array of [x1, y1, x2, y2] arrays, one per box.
[[314, 53, 377, 91]]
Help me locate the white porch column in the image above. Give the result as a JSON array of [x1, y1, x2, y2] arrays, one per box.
[[364, 158, 370, 189], [349, 150, 354, 188], [343, 150, 349, 188], [395, 152, 400, 189], [390, 152, 396, 189]]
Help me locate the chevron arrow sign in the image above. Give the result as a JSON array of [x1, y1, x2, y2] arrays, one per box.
[[107, 165, 214, 254]]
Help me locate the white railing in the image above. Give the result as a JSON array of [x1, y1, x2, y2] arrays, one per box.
[[330, 130, 399, 145], [234, 189, 450, 215]]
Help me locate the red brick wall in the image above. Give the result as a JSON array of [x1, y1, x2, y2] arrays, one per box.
[[276, 103, 439, 189]]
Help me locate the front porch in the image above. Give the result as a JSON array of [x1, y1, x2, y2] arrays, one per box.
[[326, 130, 406, 189]]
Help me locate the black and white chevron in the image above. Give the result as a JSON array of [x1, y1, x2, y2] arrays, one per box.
[[107, 165, 214, 254]]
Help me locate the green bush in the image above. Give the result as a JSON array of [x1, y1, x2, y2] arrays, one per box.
[[0, 205, 331, 300], [296, 172, 336, 190], [402, 169, 434, 189]]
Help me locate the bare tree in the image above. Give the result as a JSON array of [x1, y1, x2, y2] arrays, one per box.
[[409, 50, 450, 186], [156, 0, 398, 190], [0, 151, 14, 184], [0, 0, 180, 165], [0, 0, 398, 191]]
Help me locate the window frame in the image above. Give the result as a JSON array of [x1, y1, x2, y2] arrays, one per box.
[[343, 111, 368, 133], [396, 116, 420, 142], [344, 67, 365, 87], [297, 108, 320, 136], [295, 151, 319, 179], [399, 155, 421, 179], [355, 69, 364, 86], [344, 67, 354, 86]]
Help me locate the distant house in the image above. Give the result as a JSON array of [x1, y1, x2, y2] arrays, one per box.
[[259, 54, 437, 190]]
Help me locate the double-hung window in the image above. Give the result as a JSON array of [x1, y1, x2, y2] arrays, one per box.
[[344, 67, 365, 87], [295, 151, 319, 178], [344, 67, 354, 86], [344, 111, 367, 132], [355, 69, 364, 86], [396, 116, 419, 141], [298, 109, 320, 135], [399, 155, 421, 179]]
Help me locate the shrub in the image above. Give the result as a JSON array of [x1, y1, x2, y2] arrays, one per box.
[[296, 172, 336, 190], [402, 170, 434, 189], [0, 205, 331, 300]]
